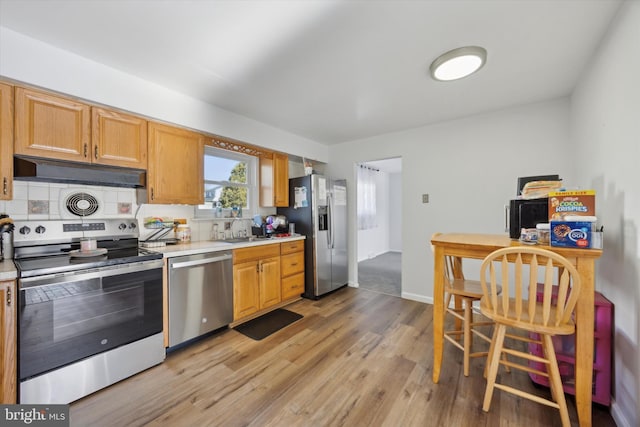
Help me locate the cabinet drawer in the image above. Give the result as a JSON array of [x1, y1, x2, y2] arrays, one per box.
[[281, 252, 304, 277], [280, 239, 304, 255], [233, 244, 280, 264], [281, 272, 304, 300]]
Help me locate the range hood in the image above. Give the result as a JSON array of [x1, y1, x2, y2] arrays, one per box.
[[14, 156, 146, 188]]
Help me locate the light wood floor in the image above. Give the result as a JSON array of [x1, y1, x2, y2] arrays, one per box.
[[70, 287, 615, 426]]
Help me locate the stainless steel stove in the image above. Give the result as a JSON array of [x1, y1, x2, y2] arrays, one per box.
[[14, 192, 165, 404]]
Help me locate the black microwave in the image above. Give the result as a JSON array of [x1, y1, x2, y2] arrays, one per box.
[[508, 198, 549, 239]]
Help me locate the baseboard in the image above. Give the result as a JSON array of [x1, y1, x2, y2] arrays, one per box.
[[611, 398, 633, 427], [401, 291, 432, 304]]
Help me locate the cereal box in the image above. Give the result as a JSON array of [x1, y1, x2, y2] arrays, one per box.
[[548, 190, 596, 221], [550, 221, 592, 248]]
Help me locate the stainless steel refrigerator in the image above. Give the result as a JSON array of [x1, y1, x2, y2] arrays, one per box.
[[277, 174, 348, 298]]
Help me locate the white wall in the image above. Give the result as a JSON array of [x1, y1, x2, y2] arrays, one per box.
[[0, 27, 328, 163], [327, 98, 574, 302], [570, 2, 640, 426], [388, 172, 402, 252]]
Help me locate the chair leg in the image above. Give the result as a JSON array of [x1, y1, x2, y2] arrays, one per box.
[[484, 324, 497, 379], [483, 324, 506, 412], [463, 299, 471, 376], [542, 334, 571, 427]]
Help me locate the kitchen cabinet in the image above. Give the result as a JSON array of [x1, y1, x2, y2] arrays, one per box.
[[233, 244, 281, 320], [15, 87, 148, 170], [15, 87, 91, 162], [147, 122, 204, 205], [280, 240, 305, 300], [259, 152, 289, 207], [0, 83, 13, 200], [91, 107, 147, 169], [0, 280, 16, 404]]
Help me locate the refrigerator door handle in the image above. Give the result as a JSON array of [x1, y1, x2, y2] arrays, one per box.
[[328, 191, 335, 249]]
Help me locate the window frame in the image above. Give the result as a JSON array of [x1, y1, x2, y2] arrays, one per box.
[[196, 146, 258, 218]]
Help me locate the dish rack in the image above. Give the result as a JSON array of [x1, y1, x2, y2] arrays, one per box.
[[140, 219, 178, 248]]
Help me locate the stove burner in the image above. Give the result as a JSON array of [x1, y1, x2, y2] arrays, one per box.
[[66, 192, 100, 217]]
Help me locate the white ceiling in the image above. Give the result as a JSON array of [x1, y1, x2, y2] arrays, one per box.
[[0, 0, 623, 145]]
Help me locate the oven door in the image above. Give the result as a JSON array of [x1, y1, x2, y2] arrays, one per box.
[[18, 259, 163, 381]]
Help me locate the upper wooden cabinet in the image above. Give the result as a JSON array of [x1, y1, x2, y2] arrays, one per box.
[[0, 83, 13, 200], [14, 87, 148, 170], [15, 87, 90, 162], [147, 122, 204, 205], [0, 280, 16, 404], [91, 107, 147, 169], [260, 152, 289, 207]]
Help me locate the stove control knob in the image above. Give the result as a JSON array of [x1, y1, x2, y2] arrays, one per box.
[[118, 223, 127, 231], [35, 225, 46, 234], [19, 226, 31, 235], [129, 222, 137, 230]]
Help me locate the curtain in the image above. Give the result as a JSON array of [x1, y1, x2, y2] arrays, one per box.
[[357, 164, 378, 230]]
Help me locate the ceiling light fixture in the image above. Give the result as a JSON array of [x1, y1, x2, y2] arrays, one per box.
[[429, 46, 487, 81]]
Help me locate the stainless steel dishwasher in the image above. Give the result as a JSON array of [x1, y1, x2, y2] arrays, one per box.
[[168, 250, 233, 347]]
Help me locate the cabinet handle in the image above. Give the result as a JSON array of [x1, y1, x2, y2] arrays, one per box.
[[94, 145, 99, 159], [6, 287, 11, 306], [291, 263, 298, 266], [2, 177, 7, 195], [256, 263, 260, 273], [151, 188, 154, 201], [83, 144, 88, 158]]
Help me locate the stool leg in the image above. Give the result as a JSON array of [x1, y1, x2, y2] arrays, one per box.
[[483, 324, 506, 411], [463, 299, 471, 376], [542, 334, 571, 427]]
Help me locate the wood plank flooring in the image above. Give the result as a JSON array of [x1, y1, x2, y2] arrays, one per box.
[[70, 287, 615, 426]]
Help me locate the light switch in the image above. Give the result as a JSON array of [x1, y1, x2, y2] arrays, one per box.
[[422, 194, 429, 203]]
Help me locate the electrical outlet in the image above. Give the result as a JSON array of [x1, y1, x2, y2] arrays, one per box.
[[422, 194, 429, 203]]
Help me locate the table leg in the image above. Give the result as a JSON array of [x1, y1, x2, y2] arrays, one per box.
[[574, 258, 595, 427], [433, 246, 445, 383]]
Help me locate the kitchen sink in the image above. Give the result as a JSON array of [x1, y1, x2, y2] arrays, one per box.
[[219, 237, 255, 243]]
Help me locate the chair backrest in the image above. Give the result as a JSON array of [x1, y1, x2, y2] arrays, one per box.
[[479, 246, 581, 328]]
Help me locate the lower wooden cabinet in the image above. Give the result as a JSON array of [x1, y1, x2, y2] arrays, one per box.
[[233, 245, 281, 321], [232, 240, 305, 322], [0, 280, 16, 404]]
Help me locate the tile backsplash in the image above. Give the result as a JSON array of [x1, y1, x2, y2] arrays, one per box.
[[0, 181, 261, 242], [0, 181, 138, 220]]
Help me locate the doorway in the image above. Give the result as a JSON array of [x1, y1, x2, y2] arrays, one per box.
[[356, 157, 402, 297]]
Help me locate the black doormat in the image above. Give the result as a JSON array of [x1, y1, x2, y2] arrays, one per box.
[[234, 309, 303, 340]]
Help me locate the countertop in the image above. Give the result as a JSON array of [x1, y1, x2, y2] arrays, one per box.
[[0, 236, 306, 278], [0, 259, 17, 281], [150, 235, 306, 258]]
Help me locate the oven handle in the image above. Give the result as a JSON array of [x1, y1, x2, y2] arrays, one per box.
[[171, 253, 232, 269], [19, 259, 163, 289]]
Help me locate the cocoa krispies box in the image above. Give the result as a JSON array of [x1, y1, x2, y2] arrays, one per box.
[[548, 190, 595, 220], [548, 190, 596, 248]]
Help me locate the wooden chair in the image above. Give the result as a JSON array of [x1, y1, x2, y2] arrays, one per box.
[[479, 246, 581, 427], [432, 233, 500, 376]]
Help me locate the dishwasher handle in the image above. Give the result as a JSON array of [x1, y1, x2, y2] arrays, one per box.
[[171, 253, 232, 269]]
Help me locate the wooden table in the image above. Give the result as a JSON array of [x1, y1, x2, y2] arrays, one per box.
[[431, 233, 603, 427]]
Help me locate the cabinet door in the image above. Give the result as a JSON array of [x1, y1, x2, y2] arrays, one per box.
[[273, 152, 289, 207], [259, 153, 289, 207], [233, 261, 260, 320], [147, 122, 203, 204], [0, 83, 13, 200], [15, 87, 90, 162], [259, 256, 281, 309], [0, 280, 16, 404], [92, 107, 147, 169]]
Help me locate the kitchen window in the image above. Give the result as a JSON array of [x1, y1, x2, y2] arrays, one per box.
[[197, 147, 258, 216]]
